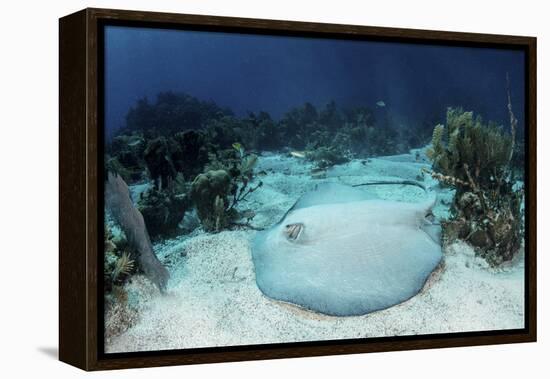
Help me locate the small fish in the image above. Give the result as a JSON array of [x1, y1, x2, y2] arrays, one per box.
[[310, 163, 328, 179], [128, 137, 144, 147], [376, 100, 386, 107], [257, 170, 268, 177], [290, 151, 306, 159]]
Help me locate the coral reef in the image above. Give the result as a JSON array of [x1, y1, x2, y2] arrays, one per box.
[[426, 107, 522, 265], [104, 221, 142, 343], [226, 151, 263, 213], [241, 111, 281, 151], [142, 131, 210, 189], [123, 92, 232, 136], [105, 134, 147, 183], [106, 92, 434, 238], [204, 116, 241, 150], [137, 182, 189, 239], [143, 136, 178, 188], [172, 130, 210, 180], [108, 93, 415, 189], [104, 222, 133, 293], [278, 101, 404, 157], [190, 145, 262, 232], [107, 128, 210, 188]]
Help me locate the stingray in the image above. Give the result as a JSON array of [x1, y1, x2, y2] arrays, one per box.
[[251, 182, 442, 316]]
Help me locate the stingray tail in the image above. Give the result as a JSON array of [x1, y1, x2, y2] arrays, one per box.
[[353, 179, 438, 212], [352, 179, 426, 192]]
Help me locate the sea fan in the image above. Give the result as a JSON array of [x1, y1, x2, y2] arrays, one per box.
[[432, 123, 444, 148], [426, 124, 445, 162], [105, 172, 169, 290], [426, 105, 521, 266]]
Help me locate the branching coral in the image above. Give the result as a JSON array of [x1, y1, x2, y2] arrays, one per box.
[[190, 144, 262, 232], [105, 134, 147, 183], [137, 179, 189, 239], [172, 130, 210, 180], [143, 131, 210, 189], [227, 152, 263, 211], [143, 136, 178, 189], [427, 104, 522, 265], [427, 108, 514, 186]]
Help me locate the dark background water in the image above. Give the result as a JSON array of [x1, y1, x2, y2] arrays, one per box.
[[104, 25, 525, 140]]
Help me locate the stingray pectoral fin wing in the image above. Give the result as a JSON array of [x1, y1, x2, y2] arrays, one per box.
[[252, 187, 443, 317], [421, 223, 442, 244], [303, 226, 442, 306], [253, 222, 442, 316], [367, 227, 440, 313], [289, 182, 378, 212]]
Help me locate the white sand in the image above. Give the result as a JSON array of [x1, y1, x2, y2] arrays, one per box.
[[105, 151, 525, 353]]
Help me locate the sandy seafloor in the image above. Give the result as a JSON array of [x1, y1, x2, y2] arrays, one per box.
[[106, 149, 525, 353]]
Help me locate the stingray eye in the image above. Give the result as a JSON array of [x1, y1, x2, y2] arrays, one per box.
[[425, 210, 435, 223], [284, 223, 304, 241]]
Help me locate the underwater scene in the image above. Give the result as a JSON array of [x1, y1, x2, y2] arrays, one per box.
[[102, 25, 526, 353]]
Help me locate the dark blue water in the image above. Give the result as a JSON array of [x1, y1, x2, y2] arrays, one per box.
[[104, 25, 525, 139]]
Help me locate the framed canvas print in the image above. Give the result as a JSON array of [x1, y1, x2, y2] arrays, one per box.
[[59, 8, 536, 371]]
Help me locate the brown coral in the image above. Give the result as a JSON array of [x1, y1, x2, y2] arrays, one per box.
[[427, 106, 522, 266]]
